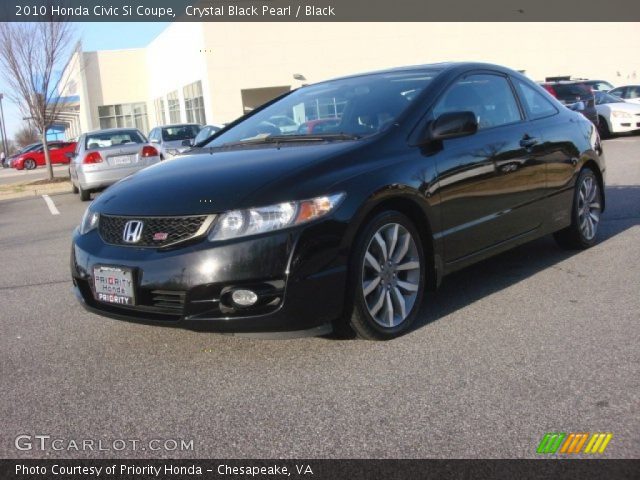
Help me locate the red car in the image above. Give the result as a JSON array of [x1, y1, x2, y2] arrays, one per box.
[[297, 117, 341, 134], [12, 141, 77, 170]]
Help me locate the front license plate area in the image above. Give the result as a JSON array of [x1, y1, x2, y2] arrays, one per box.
[[93, 266, 135, 306]]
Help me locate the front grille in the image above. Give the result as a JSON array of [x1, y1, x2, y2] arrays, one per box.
[[151, 290, 186, 314], [99, 214, 213, 248]]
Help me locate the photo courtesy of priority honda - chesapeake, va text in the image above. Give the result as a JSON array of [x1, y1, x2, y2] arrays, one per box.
[[70, 62, 605, 340]]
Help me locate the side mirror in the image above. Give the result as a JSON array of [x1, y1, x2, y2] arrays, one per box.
[[65, 152, 76, 159], [181, 139, 194, 147], [425, 111, 478, 143], [568, 101, 586, 112]]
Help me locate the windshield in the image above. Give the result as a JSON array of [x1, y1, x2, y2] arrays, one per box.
[[85, 130, 146, 149], [194, 125, 221, 144], [206, 69, 441, 147], [162, 125, 201, 142], [595, 92, 624, 105]]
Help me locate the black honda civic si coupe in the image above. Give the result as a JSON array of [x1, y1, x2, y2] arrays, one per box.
[[71, 62, 605, 340]]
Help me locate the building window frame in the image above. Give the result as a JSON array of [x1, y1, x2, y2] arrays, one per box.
[[183, 81, 206, 125], [98, 102, 149, 132]]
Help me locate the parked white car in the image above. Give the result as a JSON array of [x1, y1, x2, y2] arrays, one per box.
[[595, 91, 640, 137], [608, 85, 640, 105]]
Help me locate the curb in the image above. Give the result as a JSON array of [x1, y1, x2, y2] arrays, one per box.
[[0, 182, 72, 201]]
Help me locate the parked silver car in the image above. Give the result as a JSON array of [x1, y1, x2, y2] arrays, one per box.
[[69, 128, 161, 201], [148, 123, 201, 160]]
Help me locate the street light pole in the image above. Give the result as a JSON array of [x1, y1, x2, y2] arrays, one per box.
[[0, 93, 7, 162]]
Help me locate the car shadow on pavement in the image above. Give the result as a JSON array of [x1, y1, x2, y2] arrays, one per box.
[[411, 185, 640, 332]]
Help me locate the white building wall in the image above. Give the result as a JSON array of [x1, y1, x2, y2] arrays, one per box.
[[66, 22, 640, 134], [146, 22, 211, 127]]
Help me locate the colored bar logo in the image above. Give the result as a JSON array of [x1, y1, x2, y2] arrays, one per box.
[[537, 433, 612, 454]]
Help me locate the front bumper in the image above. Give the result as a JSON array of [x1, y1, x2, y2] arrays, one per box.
[[70, 221, 348, 334], [610, 117, 640, 133]]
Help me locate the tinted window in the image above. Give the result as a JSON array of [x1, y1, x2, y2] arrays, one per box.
[[194, 126, 221, 144], [514, 79, 558, 119], [627, 86, 640, 99], [550, 83, 592, 102], [609, 87, 626, 98], [161, 125, 201, 141], [85, 130, 146, 149], [433, 74, 522, 130], [595, 92, 624, 105], [207, 69, 442, 147]]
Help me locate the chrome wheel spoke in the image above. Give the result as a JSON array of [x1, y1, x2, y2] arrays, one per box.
[[363, 277, 381, 296], [370, 289, 385, 316], [397, 279, 419, 292], [590, 202, 601, 210], [392, 287, 406, 320], [373, 233, 388, 261], [396, 260, 420, 271], [365, 252, 381, 273], [362, 222, 422, 328], [393, 234, 410, 262], [385, 291, 394, 327], [387, 224, 399, 259]]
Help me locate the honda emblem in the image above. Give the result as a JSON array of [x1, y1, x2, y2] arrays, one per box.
[[122, 220, 144, 243]]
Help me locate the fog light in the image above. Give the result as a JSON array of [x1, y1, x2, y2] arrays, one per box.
[[231, 289, 258, 307]]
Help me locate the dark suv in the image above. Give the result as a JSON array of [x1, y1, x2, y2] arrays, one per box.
[[540, 80, 598, 126]]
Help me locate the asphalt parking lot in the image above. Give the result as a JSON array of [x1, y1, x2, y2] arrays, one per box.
[[1, 137, 638, 459]]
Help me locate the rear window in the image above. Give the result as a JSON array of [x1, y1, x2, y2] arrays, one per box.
[[85, 130, 146, 150], [161, 125, 200, 141], [546, 83, 592, 102]]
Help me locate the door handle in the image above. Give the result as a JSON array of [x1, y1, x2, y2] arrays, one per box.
[[519, 135, 538, 149]]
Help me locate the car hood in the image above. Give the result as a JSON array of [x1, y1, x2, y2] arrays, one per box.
[[596, 102, 640, 114], [92, 142, 360, 216]]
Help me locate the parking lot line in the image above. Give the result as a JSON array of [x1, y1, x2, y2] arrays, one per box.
[[42, 194, 60, 215]]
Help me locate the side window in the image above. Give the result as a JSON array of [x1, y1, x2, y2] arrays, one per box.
[[514, 79, 559, 120], [610, 87, 626, 99], [433, 74, 522, 130], [628, 87, 640, 99]]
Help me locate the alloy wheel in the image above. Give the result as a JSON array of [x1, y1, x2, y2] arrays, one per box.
[[578, 174, 601, 241], [24, 159, 36, 170], [361, 223, 421, 328]]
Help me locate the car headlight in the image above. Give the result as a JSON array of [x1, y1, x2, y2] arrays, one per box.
[[208, 193, 345, 241], [79, 207, 99, 234], [612, 111, 632, 118]]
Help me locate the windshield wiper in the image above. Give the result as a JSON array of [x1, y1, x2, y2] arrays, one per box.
[[221, 133, 360, 147]]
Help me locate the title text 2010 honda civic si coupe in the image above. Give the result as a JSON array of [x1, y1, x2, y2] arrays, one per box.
[[71, 62, 605, 340]]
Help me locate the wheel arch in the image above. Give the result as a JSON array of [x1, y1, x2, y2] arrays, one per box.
[[344, 190, 441, 290], [582, 159, 606, 212]]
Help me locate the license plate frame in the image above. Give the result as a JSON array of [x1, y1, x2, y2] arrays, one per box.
[[92, 265, 136, 306], [110, 154, 135, 166]]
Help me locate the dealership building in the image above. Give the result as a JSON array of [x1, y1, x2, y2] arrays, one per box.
[[58, 22, 640, 138]]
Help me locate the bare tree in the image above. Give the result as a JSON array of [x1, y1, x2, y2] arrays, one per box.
[[14, 124, 40, 148], [0, 22, 78, 180]]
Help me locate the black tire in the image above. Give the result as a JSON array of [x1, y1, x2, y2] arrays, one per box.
[[24, 158, 37, 170], [343, 210, 426, 340], [71, 182, 79, 194], [598, 116, 611, 139], [79, 185, 91, 202], [554, 168, 603, 250]]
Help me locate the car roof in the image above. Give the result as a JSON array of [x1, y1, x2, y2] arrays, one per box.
[[84, 127, 142, 135], [540, 80, 589, 85], [313, 62, 519, 83], [158, 123, 200, 128]]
